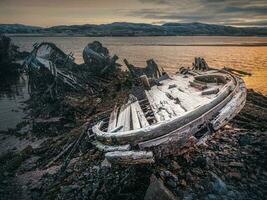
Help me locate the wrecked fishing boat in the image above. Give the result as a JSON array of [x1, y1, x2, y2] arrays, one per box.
[[24, 41, 121, 95], [24, 42, 84, 90], [92, 58, 247, 165]]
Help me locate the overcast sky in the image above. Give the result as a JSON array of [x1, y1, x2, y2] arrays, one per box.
[[0, 0, 266, 27]]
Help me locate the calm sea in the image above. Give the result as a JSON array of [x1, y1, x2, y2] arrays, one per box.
[[0, 36, 266, 130]]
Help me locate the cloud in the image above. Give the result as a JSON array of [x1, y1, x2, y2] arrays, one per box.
[[0, 0, 266, 26], [134, 0, 267, 26]]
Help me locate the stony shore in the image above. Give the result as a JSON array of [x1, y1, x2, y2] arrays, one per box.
[[0, 35, 266, 200], [0, 89, 266, 200]]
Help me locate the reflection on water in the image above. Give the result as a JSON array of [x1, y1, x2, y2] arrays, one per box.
[[11, 36, 267, 95], [0, 74, 30, 131]]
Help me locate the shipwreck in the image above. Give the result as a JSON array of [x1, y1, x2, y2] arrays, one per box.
[[24, 41, 121, 95], [23, 41, 247, 165], [91, 58, 247, 165]]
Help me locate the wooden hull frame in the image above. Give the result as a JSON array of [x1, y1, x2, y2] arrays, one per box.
[[92, 71, 247, 165]]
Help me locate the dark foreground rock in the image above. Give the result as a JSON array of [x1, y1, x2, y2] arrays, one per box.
[[144, 175, 178, 200]]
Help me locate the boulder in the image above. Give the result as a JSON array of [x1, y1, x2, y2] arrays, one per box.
[[144, 174, 178, 200]]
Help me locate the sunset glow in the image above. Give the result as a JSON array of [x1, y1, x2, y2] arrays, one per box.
[[0, 0, 267, 27]]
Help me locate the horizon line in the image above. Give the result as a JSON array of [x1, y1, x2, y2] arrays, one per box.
[[1, 21, 267, 29]]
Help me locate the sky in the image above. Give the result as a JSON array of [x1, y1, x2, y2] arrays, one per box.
[[0, 0, 266, 27]]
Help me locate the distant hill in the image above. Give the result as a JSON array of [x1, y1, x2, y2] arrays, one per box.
[[0, 24, 41, 34], [1, 22, 267, 36]]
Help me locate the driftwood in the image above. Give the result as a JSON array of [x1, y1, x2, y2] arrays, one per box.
[[93, 141, 131, 152], [223, 67, 252, 76], [59, 123, 89, 173], [45, 141, 75, 168], [124, 59, 162, 79], [105, 150, 155, 165]]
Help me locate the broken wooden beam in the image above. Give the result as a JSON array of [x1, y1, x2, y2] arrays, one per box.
[[105, 150, 155, 165]]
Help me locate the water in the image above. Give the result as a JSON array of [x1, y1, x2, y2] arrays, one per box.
[[1, 36, 267, 130], [0, 74, 30, 130]]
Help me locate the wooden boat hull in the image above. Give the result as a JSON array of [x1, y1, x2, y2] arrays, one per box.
[[92, 70, 247, 165]]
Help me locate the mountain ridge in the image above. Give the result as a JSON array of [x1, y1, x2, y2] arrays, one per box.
[[1, 22, 267, 36]]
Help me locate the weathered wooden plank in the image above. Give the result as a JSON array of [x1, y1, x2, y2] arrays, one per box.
[[93, 141, 131, 152], [211, 79, 246, 130], [145, 90, 162, 122], [140, 75, 150, 89], [105, 150, 155, 165], [116, 104, 132, 132], [202, 88, 220, 95], [149, 88, 177, 119], [123, 104, 131, 131], [108, 106, 118, 132], [189, 81, 207, 90], [131, 102, 141, 130], [134, 101, 150, 128], [116, 104, 126, 130]]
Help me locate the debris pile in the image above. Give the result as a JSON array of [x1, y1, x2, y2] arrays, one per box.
[[23, 41, 133, 136], [83, 41, 121, 76], [192, 57, 209, 71], [124, 58, 163, 79]]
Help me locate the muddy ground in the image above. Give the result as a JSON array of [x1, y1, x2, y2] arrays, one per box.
[[0, 89, 266, 200]]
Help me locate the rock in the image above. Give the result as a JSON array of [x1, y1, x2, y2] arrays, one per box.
[[144, 175, 178, 200], [205, 194, 217, 200], [229, 162, 244, 168], [101, 158, 111, 168], [182, 192, 195, 200], [166, 179, 177, 189], [171, 160, 181, 171], [180, 179, 187, 187], [193, 155, 207, 168], [21, 145, 34, 158], [227, 190, 238, 199], [160, 170, 178, 181], [227, 172, 242, 180], [238, 135, 250, 146], [61, 184, 80, 193], [19, 156, 40, 171], [210, 172, 227, 194]]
